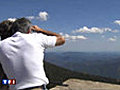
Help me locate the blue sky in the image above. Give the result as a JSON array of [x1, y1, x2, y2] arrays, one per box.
[[0, 0, 120, 52]]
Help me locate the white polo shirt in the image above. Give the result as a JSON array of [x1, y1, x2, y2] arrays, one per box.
[[0, 32, 56, 90]]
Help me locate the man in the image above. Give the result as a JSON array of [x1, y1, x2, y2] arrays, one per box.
[[0, 18, 65, 90], [0, 20, 14, 40]]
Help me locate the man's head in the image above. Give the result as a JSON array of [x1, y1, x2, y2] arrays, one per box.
[[11, 17, 32, 34], [0, 20, 13, 40]]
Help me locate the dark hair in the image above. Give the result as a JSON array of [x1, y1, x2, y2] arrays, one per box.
[[11, 17, 31, 34], [0, 20, 13, 40]]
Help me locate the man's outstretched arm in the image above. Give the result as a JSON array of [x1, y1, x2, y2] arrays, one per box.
[[31, 25, 65, 46]]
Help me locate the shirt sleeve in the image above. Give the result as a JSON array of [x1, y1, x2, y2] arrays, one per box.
[[35, 33, 57, 48]]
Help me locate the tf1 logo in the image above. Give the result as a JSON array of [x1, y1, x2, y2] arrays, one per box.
[[2, 79, 16, 85]]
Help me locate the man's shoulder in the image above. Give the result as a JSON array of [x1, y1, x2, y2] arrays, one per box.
[[30, 33, 49, 39]]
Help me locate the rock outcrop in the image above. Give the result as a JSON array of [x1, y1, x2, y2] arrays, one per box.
[[51, 79, 120, 90]]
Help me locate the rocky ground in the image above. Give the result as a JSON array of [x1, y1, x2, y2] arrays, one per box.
[[50, 79, 120, 90]]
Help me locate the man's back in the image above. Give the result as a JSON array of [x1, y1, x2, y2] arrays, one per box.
[[0, 32, 56, 90]]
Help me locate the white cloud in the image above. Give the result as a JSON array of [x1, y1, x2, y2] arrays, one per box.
[[26, 16, 35, 20], [38, 11, 48, 21], [72, 26, 119, 34], [109, 38, 116, 42], [108, 36, 117, 42], [114, 20, 120, 25], [63, 34, 87, 40], [59, 32, 63, 35], [8, 18, 16, 22], [26, 11, 48, 21], [111, 30, 119, 33]]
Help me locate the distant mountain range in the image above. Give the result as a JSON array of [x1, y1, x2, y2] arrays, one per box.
[[45, 52, 120, 79]]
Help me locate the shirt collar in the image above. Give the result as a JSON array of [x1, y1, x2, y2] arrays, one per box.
[[12, 32, 22, 37]]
